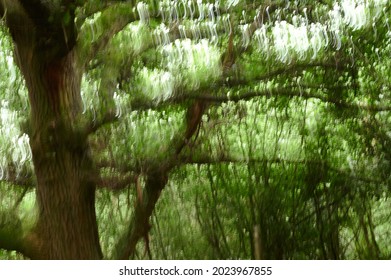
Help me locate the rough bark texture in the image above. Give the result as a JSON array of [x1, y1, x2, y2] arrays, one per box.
[[115, 168, 168, 259], [1, 0, 103, 259], [1, 0, 160, 260], [18, 36, 102, 260]]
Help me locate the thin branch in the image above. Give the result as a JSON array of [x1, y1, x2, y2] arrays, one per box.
[[128, 87, 391, 120], [123, 61, 348, 112], [229, 62, 346, 87], [1, 165, 35, 188], [181, 88, 391, 112], [97, 173, 137, 191], [85, 110, 118, 135], [12, 186, 30, 211], [96, 158, 134, 173], [76, 0, 119, 26], [175, 101, 207, 155], [180, 154, 383, 185]]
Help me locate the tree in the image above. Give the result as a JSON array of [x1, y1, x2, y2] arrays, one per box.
[[0, 0, 390, 259]]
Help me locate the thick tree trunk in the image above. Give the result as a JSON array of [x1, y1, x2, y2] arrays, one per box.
[[2, 0, 103, 259], [14, 43, 102, 260]]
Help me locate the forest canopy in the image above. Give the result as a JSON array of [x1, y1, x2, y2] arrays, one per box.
[[0, 0, 390, 259]]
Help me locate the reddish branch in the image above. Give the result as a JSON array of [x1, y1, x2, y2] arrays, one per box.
[[113, 95, 211, 259], [114, 167, 170, 259]]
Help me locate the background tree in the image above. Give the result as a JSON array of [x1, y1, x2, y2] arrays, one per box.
[[0, 0, 390, 259]]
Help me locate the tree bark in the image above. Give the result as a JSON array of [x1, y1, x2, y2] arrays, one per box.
[[114, 168, 168, 259], [1, 1, 103, 259], [18, 48, 102, 260]]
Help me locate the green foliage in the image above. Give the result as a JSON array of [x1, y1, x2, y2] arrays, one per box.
[[1, 0, 391, 259]]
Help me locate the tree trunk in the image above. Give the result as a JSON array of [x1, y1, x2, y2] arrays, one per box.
[[14, 40, 102, 260]]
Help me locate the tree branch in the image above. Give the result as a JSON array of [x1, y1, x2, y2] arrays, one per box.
[[85, 110, 118, 135], [113, 168, 169, 259], [111, 106, 199, 258], [128, 84, 391, 114], [227, 62, 346, 88], [180, 154, 383, 185], [78, 2, 138, 66], [76, 0, 121, 26], [0, 164, 36, 188], [189, 88, 391, 112], [97, 172, 137, 191]]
